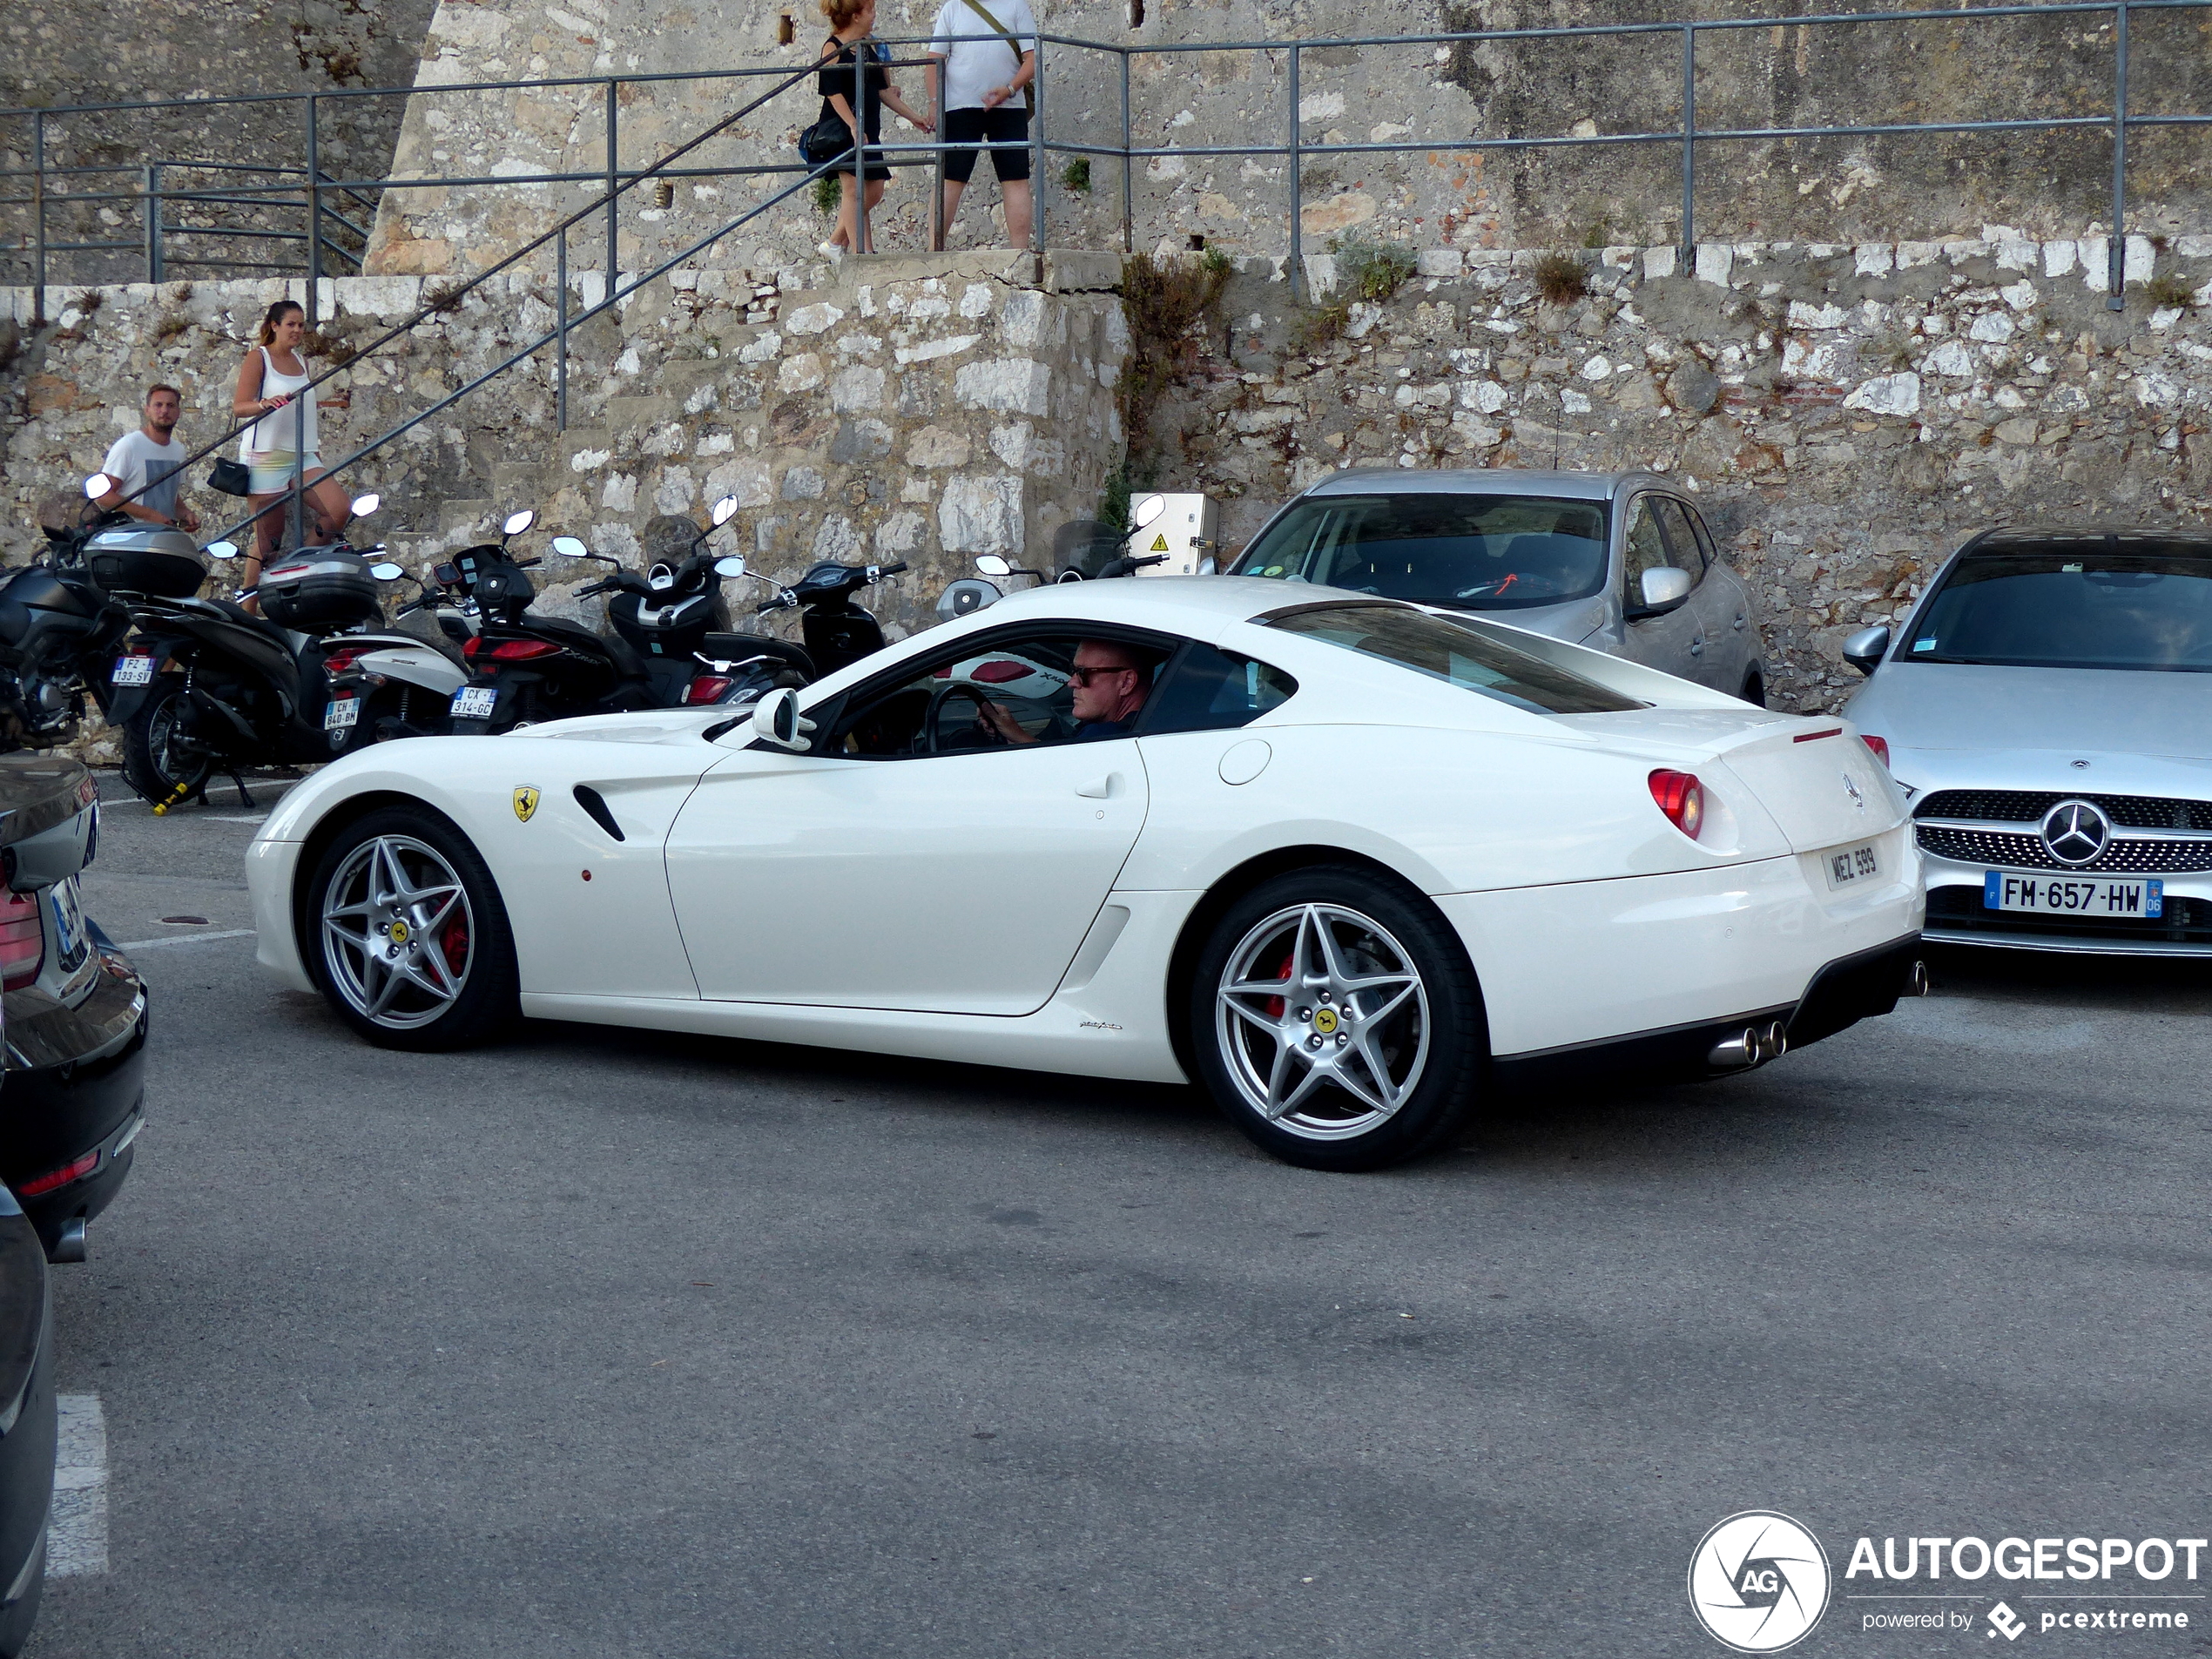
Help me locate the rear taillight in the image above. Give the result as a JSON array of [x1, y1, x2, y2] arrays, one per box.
[[1862, 735, 1891, 767], [18, 1150, 98, 1198], [0, 890, 43, 991], [462, 637, 562, 663], [322, 646, 369, 677], [969, 660, 1030, 684], [684, 675, 735, 705], [1648, 770, 1705, 840]]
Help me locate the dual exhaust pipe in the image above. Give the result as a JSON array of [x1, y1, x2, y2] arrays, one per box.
[[1708, 1021, 1790, 1071]]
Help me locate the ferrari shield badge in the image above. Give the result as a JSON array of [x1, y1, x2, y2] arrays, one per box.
[[513, 786, 540, 822]]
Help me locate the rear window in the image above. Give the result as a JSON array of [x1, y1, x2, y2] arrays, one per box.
[[1262, 603, 1646, 715], [1907, 540, 2212, 671], [1228, 492, 1610, 611]]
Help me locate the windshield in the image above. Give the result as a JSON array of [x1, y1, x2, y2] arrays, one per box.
[[1263, 602, 1645, 715], [1230, 493, 1611, 610], [1905, 541, 2212, 672]]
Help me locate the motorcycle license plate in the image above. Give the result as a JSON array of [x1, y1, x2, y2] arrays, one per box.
[[1984, 870, 2162, 918], [450, 686, 498, 719], [323, 697, 361, 732], [111, 655, 154, 686]]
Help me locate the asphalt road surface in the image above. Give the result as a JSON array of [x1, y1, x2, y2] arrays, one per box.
[[25, 773, 2212, 1657]]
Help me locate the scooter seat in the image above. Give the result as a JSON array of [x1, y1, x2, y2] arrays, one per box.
[[702, 631, 816, 678]]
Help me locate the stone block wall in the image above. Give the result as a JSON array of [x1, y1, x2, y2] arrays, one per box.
[[0, 248, 1126, 739], [1151, 229, 2212, 709]]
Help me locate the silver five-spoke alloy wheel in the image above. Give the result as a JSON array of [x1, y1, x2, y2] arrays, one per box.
[[1213, 902, 1431, 1140], [320, 834, 476, 1030]]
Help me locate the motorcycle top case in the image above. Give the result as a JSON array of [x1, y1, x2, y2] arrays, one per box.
[[83, 524, 206, 599], [256, 550, 383, 631]]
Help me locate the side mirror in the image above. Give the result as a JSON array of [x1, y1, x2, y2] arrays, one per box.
[[1843, 624, 1892, 677], [711, 495, 740, 528], [205, 541, 239, 561], [936, 577, 1003, 620], [502, 509, 536, 537], [550, 536, 590, 559], [84, 473, 115, 501], [369, 561, 405, 581], [714, 555, 747, 579], [974, 554, 1012, 577], [1629, 565, 1694, 617], [351, 492, 381, 518], [1131, 494, 1166, 529], [749, 686, 815, 751], [1197, 556, 1217, 576]]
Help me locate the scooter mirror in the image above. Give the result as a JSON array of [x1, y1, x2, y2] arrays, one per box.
[[711, 495, 740, 528], [369, 562, 405, 581], [713, 555, 747, 579], [936, 577, 1003, 621], [502, 509, 536, 536], [550, 536, 590, 559], [205, 541, 239, 561], [83, 473, 116, 501], [1131, 494, 1167, 530], [350, 492, 381, 518], [974, 554, 1012, 577]]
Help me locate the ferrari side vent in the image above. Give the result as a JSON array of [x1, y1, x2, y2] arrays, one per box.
[[572, 786, 625, 842]]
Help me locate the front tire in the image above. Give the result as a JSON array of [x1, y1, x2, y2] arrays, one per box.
[[304, 806, 519, 1050], [120, 676, 213, 806], [1187, 866, 1484, 1171]]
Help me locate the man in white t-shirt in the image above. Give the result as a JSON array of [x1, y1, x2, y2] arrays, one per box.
[[927, 0, 1037, 248], [98, 384, 199, 533]]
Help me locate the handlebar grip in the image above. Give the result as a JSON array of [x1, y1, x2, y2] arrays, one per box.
[[880, 562, 908, 577], [516, 557, 543, 570]]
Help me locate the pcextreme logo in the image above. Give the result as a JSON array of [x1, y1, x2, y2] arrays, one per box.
[[1689, 1511, 1832, 1653]]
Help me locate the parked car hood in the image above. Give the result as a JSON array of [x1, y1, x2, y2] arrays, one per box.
[[1845, 664, 2212, 763], [1427, 593, 1612, 649]]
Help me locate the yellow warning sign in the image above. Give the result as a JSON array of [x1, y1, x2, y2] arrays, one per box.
[[1149, 534, 1170, 552]]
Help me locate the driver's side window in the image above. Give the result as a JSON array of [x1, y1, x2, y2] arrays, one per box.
[[827, 631, 1160, 759]]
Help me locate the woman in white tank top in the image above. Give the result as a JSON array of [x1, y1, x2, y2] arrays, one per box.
[[230, 300, 353, 604]]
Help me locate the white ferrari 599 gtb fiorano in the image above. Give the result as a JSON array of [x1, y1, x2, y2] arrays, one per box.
[[246, 577, 1925, 1170]]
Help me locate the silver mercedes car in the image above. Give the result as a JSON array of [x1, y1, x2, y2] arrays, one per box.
[[1841, 526, 2212, 956], [1223, 470, 1769, 704]]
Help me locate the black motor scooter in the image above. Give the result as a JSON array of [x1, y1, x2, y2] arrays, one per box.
[[752, 556, 910, 678], [106, 493, 417, 810]]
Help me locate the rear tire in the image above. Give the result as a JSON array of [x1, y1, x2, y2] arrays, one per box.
[[1186, 865, 1484, 1171], [304, 805, 519, 1050], [120, 676, 213, 806]]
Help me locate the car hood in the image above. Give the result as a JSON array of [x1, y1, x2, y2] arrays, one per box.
[[1845, 664, 2212, 762], [509, 706, 732, 745], [1428, 594, 1612, 647]]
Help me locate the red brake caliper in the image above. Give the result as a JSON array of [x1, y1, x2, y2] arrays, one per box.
[[1262, 948, 1294, 1018], [440, 914, 470, 976]]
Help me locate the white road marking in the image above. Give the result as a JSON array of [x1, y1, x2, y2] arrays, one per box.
[[48, 1394, 106, 1578], [111, 928, 256, 951], [200, 814, 268, 825]]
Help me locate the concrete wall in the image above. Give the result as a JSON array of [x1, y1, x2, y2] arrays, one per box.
[[1155, 229, 2212, 709], [359, 0, 2212, 281], [1, 0, 441, 286], [1, 250, 1126, 659]]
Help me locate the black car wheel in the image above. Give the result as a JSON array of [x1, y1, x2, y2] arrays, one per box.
[[305, 806, 518, 1051], [1187, 866, 1485, 1171], [119, 677, 213, 806]]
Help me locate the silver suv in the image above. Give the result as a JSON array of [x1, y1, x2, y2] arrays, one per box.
[[1224, 469, 1767, 704]]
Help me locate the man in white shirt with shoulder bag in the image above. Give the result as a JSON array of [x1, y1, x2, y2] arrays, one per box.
[[927, 0, 1037, 247]]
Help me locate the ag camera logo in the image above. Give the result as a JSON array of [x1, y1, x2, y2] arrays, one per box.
[[1689, 1511, 1832, 1653]]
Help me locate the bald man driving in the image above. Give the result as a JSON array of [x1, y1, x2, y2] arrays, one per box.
[[980, 638, 1150, 743]]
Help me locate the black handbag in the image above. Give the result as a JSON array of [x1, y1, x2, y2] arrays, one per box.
[[207, 456, 252, 497], [799, 115, 853, 167]]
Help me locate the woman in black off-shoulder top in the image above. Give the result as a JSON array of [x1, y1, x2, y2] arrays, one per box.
[[817, 0, 934, 253]]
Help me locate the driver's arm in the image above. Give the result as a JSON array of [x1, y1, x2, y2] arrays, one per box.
[[978, 698, 1035, 744]]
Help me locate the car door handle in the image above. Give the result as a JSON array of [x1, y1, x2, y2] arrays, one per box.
[[1075, 773, 1116, 799], [1732, 611, 1750, 630], [1689, 637, 1705, 657]]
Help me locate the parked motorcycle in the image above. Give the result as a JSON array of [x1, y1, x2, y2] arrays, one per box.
[[754, 555, 910, 677], [445, 500, 820, 734], [0, 478, 164, 753], [105, 492, 428, 809]]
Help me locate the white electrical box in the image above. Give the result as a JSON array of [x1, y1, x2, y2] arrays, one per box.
[[1124, 493, 1218, 577]]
